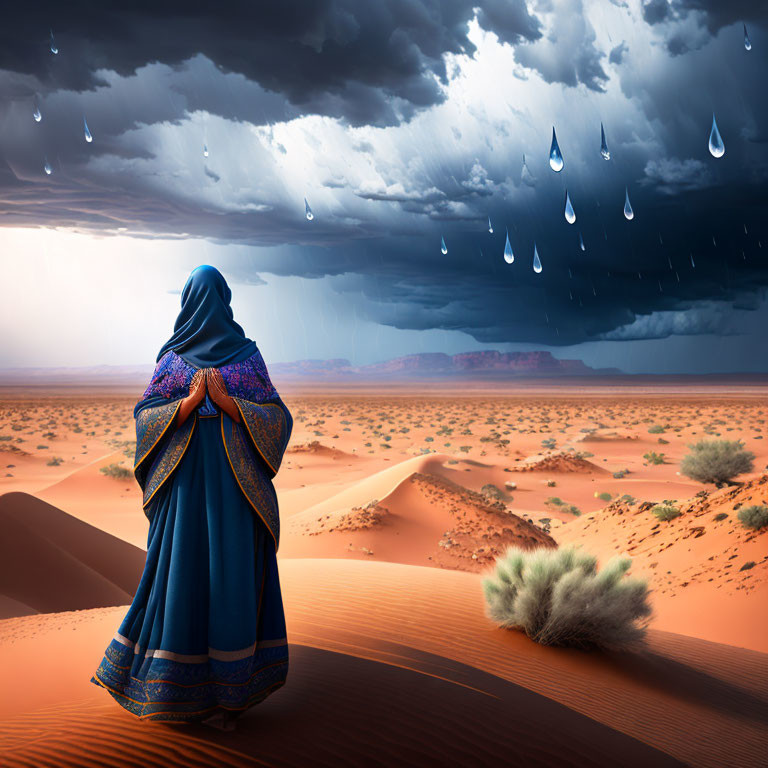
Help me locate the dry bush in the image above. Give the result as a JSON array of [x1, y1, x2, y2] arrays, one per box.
[[680, 440, 754, 487], [482, 547, 651, 650]]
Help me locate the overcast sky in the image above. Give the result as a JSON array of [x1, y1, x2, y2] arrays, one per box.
[[1, 0, 767, 372]]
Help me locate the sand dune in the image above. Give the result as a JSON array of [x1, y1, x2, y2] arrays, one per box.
[[281, 463, 554, 569], [1, 558, 765, 768], [0, 492, 145, 619], [556, 475, 768, 651], [516, 452, 611, 474], [37, 451, 146, 548]]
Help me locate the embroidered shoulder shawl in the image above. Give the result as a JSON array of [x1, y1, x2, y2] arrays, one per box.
[[133, 350, 291, 547]]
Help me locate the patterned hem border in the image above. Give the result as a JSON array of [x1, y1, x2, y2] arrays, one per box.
[[91, 674, 285, 722]]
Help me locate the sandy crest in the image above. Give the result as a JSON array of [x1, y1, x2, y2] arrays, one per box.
[[1, 559, 765, 768]]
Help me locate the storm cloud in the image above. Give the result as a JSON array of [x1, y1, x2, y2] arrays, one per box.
[[0, 0, 767, 354]]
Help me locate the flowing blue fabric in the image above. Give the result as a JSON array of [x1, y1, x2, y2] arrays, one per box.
[[156, 265, 257, 368], [91, 267, 291, 722]]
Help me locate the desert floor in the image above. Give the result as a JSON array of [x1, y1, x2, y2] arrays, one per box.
[[1, 384, 767, 767]]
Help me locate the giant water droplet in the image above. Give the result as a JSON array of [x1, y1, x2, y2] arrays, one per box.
[[33, 106, 42, 123], [304, 198, 314, 221], [532, 243, 542, 274], [600, 122, 610, 160], [488, 216, 493, 234], [50, 29, 58, 55], [549, 127, 564, 172], [623, 187, 634, 220], [564, 189, 576, 224], [744, 23, 752, 51], [203, 144, 209, 158], [708, 113, 724, 158], [83, 117, 92, 143], [579, 232, 585, 251], [43, 156, 52, 175], [440, 235, 447, 255], [503, 230, 514, 264]]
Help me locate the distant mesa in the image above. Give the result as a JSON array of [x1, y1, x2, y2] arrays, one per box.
[[0, 350, 620, 386], [0, 492, 144, 619], [270, 350, 621, 381]]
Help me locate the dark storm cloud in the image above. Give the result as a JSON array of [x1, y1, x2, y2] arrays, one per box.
[[0, 0, 540, 127], [0, 0, 767, 354]]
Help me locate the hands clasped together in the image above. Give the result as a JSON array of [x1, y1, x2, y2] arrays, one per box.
[[178, 367, 241, 426]]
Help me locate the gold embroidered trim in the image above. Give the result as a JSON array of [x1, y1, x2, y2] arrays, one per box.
[[142, 413, 197, 508], [134, 400, 182, 471]]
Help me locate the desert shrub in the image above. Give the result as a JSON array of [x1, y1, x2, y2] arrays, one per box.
[[680, 440, 755, 487], [713, 512, 728, 522], [652, 505, 681, 522], [739, 561, 756, 571], [100, 463, 132, 480], [541, 438, 557, 450], [482, 547, 651, 650], [46, 457, 64, 466], [481, 484, 505, 500], [545, 496, 564, 506], [737, 505, 768, 531], [648, 424, 666, 434], [643, 451, 666, 465], [596, 492, 612, 502]]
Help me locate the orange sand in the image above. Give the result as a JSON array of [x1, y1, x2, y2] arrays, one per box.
[[1, 387, 767, 766]]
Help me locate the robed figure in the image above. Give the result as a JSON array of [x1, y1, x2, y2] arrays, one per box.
[[91, 265, 292, 726]]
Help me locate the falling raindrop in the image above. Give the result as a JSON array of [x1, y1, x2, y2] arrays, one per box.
[[564, 190, 576, 224], [521, 154, 536, 187], [744, 23, 752, 51], [503, 230, 514, 264], [690, 253, 696, 267], [33, 106, 42, 123], [488, 216, 493, 234], [304, 198, 314, 221], [50, 29, 58, 55], [43, 156, 52, 175], [203, 144, 209, 158], [440, 235, 447, 255], [600, 122, 610, 160], [569, 289, 573, 300], [659, 233, 663, 245], [83, 117, 93, 143], [549, 127, 564, 172], [708, 114, 724, 158], [712, 236, 717, 247], [579, 232, 585, 251], [533, 243, 542, 273], [568, 267, 573, 279], [744, 223, 748, 234], [676, 271, 680, 282], [668, 256, 673, 269], [743, 251, 746, 260], [592, 283, 597, 296], [623, 187, 634, 220]]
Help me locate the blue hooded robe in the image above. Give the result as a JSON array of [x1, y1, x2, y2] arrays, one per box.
[[90, 266, 292, 722]]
